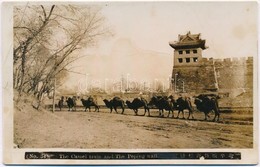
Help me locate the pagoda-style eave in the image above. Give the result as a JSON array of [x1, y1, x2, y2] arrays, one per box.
[[169, 40, 207, 50]]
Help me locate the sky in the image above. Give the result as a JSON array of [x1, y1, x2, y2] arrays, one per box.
[[63, 1, 258, 90], [85, 1, 258, 58]]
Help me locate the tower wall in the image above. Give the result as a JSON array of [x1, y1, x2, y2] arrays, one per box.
[[172, 58, 217, 94], [174, 48, 203, 67]]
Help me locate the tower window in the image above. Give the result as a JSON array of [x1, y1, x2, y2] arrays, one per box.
[[178, 58, 183, 63], [193, 50, 197, 54], [193, 57, 198, 62], [186, 50, 190, 54], [178, 51, 183, 54], [186, 58, 190, 63]]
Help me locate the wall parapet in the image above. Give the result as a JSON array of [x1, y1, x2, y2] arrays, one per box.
[[174, 57, 253, 68], [214, 57, 253, 64]]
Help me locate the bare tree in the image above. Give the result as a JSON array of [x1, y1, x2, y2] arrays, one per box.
[[13, 4, 110, 103]]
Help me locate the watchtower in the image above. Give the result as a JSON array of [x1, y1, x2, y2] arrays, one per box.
[[169, 32, 218, 93], [169, 31, 207, 67]]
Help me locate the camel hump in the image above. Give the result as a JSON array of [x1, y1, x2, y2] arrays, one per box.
[[113, 96, 121, 101], [88, 96, 94, 102]]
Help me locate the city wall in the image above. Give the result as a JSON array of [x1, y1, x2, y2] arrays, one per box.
[[172, 57, 253, 97]]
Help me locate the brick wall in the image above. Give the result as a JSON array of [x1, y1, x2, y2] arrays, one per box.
[[171, 57, 253, 96]]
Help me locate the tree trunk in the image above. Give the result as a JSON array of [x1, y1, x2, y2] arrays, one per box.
[[18, 44, 27, 94]]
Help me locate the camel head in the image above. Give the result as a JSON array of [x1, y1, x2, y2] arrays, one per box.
[[103, 99, 111, 107]]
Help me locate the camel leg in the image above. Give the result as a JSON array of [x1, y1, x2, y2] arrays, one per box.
[[146, 108, 150, 117], [172, 110, 175, 118], [213, 110, 218, 122], [191, 110, 195, 119], [177, 110, 180, 118], [217, 112, 220, 121], [204, 113, 208, 121], [144, 107, 149, 116], [215, 109, 220, 121], [187, 110, 193, 120], [182, 111, 185, 119], [187, 110, 190, 119], [110, 107, 113, 113], [95, 106, 98, 112], [114, 107, 118, 114], [167, 110, 170, 117], [148, 108, 151, 117], [134, 109, 138, 115], [161, 109, 164, 117], [134, 109, 137, 115]]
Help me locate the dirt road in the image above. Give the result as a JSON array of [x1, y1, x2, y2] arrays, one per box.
[[14, 107, 253, 149]]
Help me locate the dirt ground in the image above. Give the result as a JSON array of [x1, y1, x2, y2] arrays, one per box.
[[14, 105, 253, 149]]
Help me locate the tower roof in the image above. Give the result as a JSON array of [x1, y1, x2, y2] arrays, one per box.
[[169, 31, 208, 50]]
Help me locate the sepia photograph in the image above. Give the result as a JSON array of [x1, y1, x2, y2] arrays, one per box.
[[2, 0, 258, 165]]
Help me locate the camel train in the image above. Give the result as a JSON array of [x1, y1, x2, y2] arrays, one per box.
[[57, 94, 220, 122]]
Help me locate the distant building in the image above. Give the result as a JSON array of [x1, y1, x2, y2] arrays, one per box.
[[168, 31, 253, 101], [169, 31, 217, 93], [169, 31, 207, 67]]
